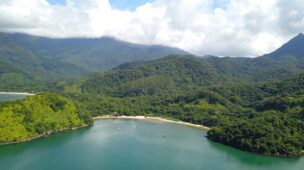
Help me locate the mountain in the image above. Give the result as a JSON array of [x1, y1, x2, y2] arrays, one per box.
[[0, 33, 87, 78], [81, 55, 233, 97], [77, 34, 304, 156], [207, 73, 304, 156], [205, 33, 304, 82], [80, 54, 302, 97], [265, 33, 304, 59], [206, 55, 304, 82], [0, 33, 88, 91], [6, 33, 190, 72], [2, 31, 304, 156], [0, 60, 34, 90], [81, 33, 304, 96], [78, 55, 304, 156], [0, 32, 188, 91]]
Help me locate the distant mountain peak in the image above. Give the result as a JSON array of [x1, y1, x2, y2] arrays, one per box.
[[265, 33, 304, 59], [294, 33, 304, 40]]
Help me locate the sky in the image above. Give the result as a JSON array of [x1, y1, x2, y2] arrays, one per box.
[[0, 0, 303, 57]]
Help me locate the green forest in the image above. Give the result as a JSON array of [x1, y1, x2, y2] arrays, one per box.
[[0, 32, 304, 156], [0, 93, 91, 143], [74, 56, 304, 156]]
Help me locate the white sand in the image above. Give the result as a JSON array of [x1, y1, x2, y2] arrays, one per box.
[[93, 115, 211, 130], [0, 92, 35, 96]]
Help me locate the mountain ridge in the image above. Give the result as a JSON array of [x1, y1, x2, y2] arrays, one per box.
[[5, 32, 190, 72], [1, 32, 304, 156], [265, 33, 304, 59]]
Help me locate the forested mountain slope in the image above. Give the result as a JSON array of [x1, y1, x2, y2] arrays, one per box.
[[81, 33, 304, 96], [1, 32, 304, 156], [0, 60, 37, 91], [77, 34, 304, 156], [6, 33, 189, 72], [265, 33, 304, 59], [81, 56, 233, 96], [77, 63, 304, 156], [0, 32, 188, 90], [0, 33, 86, 78]]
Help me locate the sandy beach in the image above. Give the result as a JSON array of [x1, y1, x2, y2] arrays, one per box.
[[0, 115, 209, 146], [93, 115, 211, 130], [0, 92, 35, 96]]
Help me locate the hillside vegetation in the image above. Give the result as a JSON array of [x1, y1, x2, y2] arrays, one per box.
[[6, 33, 189, 72], [0, 93, 91, 143], [77, 48, 304, 156], [0, 32, 188, 90], [76, 68, 304, 156], [1, 33, 304, 156]]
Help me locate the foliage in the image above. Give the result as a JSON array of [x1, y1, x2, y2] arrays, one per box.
[[78, 56, 304, 156], [1, 32, 304, 156], [6, 33, 188, 72], [0, 93, 91, 143]]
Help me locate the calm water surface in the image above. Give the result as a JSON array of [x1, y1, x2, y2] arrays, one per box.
[[0, 120, 303, 170]]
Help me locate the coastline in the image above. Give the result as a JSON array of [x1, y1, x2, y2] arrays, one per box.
[[93, 116, 304, 157], [0, 92, 35, 96], [93, 115, 211, 131], [0, 124, 90, 146], [0, 115, 210, 146]]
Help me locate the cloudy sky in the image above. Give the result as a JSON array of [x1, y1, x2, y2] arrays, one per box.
[[0, 0, 303, 57]]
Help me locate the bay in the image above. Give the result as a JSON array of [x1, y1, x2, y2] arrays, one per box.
[[0, 120, 303, 170]]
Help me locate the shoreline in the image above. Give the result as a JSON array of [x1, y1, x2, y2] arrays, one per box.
[[0, 124, 90, 146], [0, 92, 35, 96], [93, 115, 211, 131], [0, 115, 210, 146]]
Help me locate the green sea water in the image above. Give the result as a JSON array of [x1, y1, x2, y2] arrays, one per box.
[[0, 120, 303, 170]]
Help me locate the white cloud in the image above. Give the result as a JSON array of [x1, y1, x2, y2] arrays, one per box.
[[0, 0, 303, 57]]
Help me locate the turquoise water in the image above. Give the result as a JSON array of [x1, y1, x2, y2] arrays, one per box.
[[0, 120, 303, 170], [0, 94, 29, 102]]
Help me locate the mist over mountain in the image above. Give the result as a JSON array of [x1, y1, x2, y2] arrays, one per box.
[[5, 33, 189, 72], [83, 33, 304, 95], [1, 32, 303, 91], [2, 0, 304, 162], [0, 33, 88, 90]]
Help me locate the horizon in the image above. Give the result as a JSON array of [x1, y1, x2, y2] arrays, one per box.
[[2, 31, 303, 58], [1, 0, 304, 57]]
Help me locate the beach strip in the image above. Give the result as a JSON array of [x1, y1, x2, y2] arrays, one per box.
[[0, 92, 35, 96], [93, 115, 211, 130]]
